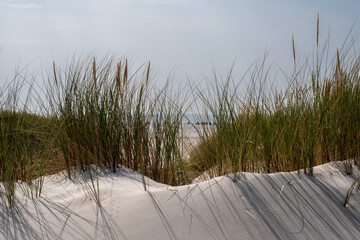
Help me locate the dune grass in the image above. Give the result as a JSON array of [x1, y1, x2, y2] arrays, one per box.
[[190, 62, 360, 179], [0, 57, 191, 207], [0, 78, 54, 207], [0, 17, 359, 208], [47, 56, 189, 201], [189, 19, 360, 183]]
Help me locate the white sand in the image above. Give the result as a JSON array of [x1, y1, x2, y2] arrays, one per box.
[[0, 162, 359, 240]]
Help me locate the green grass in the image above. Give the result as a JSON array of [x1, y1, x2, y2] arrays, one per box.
[[189, 21, 360, 182], [47, 56, 189, 203], [0, 18, 359, 208], [0, 78, 54, 207]]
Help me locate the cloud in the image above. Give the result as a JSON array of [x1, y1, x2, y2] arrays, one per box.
[[111, 0, 131, 2], [142, 0, 189, 4], [1, 39, 42, 46], [111, 0, 188, 4], [0, 1, 42, 9], [54, 23, 79, 30]]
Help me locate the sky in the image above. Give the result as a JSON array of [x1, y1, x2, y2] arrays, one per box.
[[0, 0, 359, 87]]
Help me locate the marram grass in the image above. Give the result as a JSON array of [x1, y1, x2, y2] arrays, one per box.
[[0, 19, 359, 208], [189, 20, 360, 183]]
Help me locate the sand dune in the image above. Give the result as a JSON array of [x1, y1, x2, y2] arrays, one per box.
[[0, 162, 359, 240]]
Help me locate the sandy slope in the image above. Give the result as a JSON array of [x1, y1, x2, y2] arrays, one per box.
[[0, 162, 359, 240]]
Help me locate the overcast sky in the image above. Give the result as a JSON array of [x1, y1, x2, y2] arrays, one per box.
[[1, 0, 359, 87]]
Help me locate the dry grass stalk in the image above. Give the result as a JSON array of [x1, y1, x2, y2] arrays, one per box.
[[124, 59, 128, 86], [146, 61, 150, 87], [116, 61, 122, 92], [336, 48, 341, 91], [317, 13, 320, 46], [92, 57, 97, 86], [292, 34, 296, 66], [53, 62, 58, 87]]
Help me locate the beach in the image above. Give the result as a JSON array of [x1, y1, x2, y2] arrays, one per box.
[[1, 161, 359, 240]]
